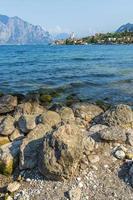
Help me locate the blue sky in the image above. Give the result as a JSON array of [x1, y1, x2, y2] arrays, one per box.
[[0, 0, 133, 36]]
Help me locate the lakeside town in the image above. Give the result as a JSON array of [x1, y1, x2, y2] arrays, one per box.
[[54, 31, 133, 45]]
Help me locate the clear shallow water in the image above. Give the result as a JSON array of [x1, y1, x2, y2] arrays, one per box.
[[0, 44, 133, 104]]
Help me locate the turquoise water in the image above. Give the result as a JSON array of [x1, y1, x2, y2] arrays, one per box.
[[0, 44, 133, 104]]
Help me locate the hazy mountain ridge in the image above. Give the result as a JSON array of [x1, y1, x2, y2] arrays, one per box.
[[116, 23, 133, 33], [0, 14, 51, 44]]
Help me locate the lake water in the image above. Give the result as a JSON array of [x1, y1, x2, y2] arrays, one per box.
[[0, 44, 133, 104]]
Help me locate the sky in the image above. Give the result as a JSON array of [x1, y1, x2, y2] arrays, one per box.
[[0, 0, 133, 37]]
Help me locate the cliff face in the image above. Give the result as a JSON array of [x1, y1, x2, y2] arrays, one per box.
[[116, 23, 133, 33], [0, 15, 51, 44]]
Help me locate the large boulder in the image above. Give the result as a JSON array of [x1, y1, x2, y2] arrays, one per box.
[[59, 107, 75, 123], [19, 124, 51, 170], [40, 111, 61, 127], [0, 115, 15, 136], [38, 123, 84, 180], [17, 114, 37, 134], [0, 95, 17, 114], [99, 126, 127, 143], [72, 103, 103, 122], [99, 104, 133, 128], [0, 140, 22, 175]]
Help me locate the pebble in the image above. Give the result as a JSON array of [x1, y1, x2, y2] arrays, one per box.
[[114, 150, 125, 160], [26, 178, 31, 182], [78, 182, 84, 188]]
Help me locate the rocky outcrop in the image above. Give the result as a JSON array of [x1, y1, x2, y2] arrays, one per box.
[[0, 95, 17, 114], [38, 123, 84, 180]]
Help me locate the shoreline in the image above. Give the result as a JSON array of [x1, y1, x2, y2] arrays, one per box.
[[0, 94, 133, 199]]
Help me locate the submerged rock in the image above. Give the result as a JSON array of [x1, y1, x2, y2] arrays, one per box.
[[0, 140, 22, 175], [39, 94, 52, 103], [0, 115, 15, 136], [39, 123, 84, 180], [72, 103, 103, 122], [99, 104, 133, 128], [0, 95, 17, 114], [19, 124, 51, 170]]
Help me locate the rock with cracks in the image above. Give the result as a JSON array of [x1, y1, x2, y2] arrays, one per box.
[[39, 123, 84, 180], [99, 104, 133, 128], [19, 124, 51, 170]]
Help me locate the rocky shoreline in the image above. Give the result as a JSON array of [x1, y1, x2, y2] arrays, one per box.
[[0, 94, 133, 199]]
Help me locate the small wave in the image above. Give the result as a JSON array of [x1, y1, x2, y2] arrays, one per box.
[[91, 73, 116, 78], [72, 57, 106, 61], [72, 57, 87, 61]]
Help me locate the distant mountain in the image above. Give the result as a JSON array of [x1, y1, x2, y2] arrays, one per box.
[[116, 23, 133, 33], [53, 33, 70, 40], [0, 14, 51, 44]]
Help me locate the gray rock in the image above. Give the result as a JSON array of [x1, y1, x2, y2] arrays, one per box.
[[19, 124, 51, 170], [114, 149, 125, 160], [99, 126, 127, 143], [0, 95, 17, 114], [17, 114, 37, 134], [88, 124, 108, 142], [39, 123, 84, 180], [99, 104, 133, 128], [72, 103, 103, 122], [0, 115, 15, 136]]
